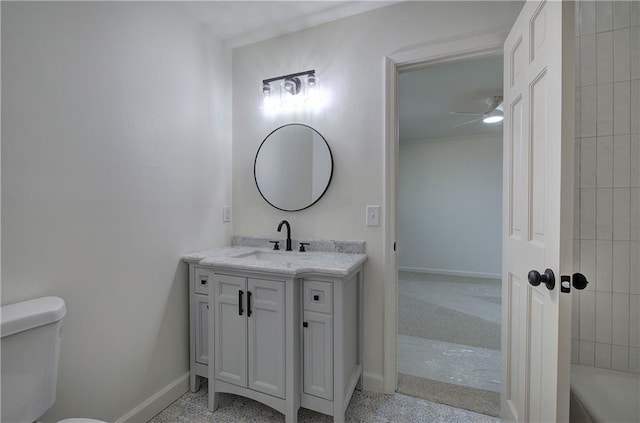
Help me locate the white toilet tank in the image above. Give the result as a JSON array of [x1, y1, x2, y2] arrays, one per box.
[[1, 296, 67, 423]]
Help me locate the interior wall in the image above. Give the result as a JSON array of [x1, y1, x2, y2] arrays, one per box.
[[231, 1, 523, 389], [398, 135, 502, 278], [572, 0, 640, 374], [1, 2, 232, 421]]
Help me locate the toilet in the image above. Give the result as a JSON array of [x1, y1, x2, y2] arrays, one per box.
[[1, 296, 106, 423]]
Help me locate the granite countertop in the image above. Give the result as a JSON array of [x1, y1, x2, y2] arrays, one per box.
[[182, 246, 367, 277]]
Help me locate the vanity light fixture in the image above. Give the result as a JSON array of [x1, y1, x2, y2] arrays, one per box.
[[261, 69, 322, 114]]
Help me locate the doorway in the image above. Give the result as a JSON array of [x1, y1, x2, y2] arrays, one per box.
[[383, 4, 581, 421], [394, 54, 504, 416]]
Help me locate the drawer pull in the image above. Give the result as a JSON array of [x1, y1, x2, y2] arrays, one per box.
[[238, 290, 244, 316], [201, 279, 207, 285]]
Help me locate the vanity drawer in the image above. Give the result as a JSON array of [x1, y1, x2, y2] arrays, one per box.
[[303, 280, 332, 314], [194, 268, 211, 295]]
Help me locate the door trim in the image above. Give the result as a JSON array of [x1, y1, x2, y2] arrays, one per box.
[[382, 31, 509, 394]]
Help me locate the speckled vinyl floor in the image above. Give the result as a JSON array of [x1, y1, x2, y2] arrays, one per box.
[[148, 382, 499, 423]]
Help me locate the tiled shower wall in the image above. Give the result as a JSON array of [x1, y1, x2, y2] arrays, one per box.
[[572, 0, 640, 374]]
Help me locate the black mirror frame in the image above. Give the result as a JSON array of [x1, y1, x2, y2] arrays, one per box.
[[254, 123, 334, 212]]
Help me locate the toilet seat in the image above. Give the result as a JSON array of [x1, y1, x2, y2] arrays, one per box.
[[58, 419, 107, 423]]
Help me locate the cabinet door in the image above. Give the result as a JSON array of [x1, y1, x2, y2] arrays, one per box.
[[194, 294, 209, 365], [303, 310, 333, 400], [247, 278, 285, 399], [214, 274, 247, 387]]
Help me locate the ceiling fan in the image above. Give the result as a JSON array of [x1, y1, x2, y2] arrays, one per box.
[[449, 96, 504, 128]]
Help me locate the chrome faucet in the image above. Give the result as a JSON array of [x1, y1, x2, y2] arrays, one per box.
[[277, 220, 292, 251]]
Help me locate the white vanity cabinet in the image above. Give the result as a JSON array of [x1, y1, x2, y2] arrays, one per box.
[[185, 247, 365, 423]]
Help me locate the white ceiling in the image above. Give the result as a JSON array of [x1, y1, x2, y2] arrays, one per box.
[[398, 55, 504, 142], [166, 1, 399, 48]]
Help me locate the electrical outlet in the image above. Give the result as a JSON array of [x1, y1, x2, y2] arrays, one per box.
[[222, 205, 232, 223], [366, 205, 380, 227]]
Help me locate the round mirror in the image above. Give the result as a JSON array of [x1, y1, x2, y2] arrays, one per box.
[[254, 124, 333, 211]]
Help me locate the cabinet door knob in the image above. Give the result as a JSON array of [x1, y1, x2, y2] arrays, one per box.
[[303, 322, 308, 328], [201, 279, 207, 285]]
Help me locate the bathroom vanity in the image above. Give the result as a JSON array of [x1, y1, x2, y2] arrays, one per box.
[[183, 241, 366, 423]]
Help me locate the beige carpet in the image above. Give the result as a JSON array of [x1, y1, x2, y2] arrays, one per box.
[[397, 373, 500, 417], [397, 272, 501, 416], [398, 291, 500, 350]]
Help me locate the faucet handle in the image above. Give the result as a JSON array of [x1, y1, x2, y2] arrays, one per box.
[[299, 242, 310, 252], [269, 241, 280, 251]]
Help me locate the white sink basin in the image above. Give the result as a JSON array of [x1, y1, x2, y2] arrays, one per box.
[[230, 250, 310, 263]]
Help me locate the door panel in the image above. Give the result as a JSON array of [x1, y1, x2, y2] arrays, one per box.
[[195, 295, 209, 365], [505, 272, 526, 421], [303, 310, 333, 400], [530, 71, 548, 244], [529, 290, 546, 423], [502, 1, 574, 422], [509, 94, 525, 239], [214, 274, 247, 387], [247, 278, 285, 399]]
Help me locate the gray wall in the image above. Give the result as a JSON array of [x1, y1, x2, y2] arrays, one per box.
[[572, 0, 640, 374], [398, 135, 502, 278], [1, 2, 232, 421]]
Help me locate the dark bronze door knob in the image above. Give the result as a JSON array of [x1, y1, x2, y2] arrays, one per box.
[[528, 268, 556, 290]]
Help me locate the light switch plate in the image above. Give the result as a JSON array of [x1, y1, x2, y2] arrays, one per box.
[[222, 205, 232, 223], [366, 205, 380, 226]]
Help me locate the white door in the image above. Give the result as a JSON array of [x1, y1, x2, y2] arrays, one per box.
[[214, 274, 247, 387], [247, 278, 286, 399], [502, 1, 574, 422]]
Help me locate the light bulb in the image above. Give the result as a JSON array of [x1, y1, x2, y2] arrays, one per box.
[[283, 77, 301, 95], [307, 74, 317, 87]]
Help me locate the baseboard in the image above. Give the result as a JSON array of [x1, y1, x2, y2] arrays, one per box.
[[398, 266, 500, 280], [115, 372, 189, 423], [363, 371, 385, 393]]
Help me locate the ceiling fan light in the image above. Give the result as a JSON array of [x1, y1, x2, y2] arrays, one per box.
[[483, 110, 504, 124]]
